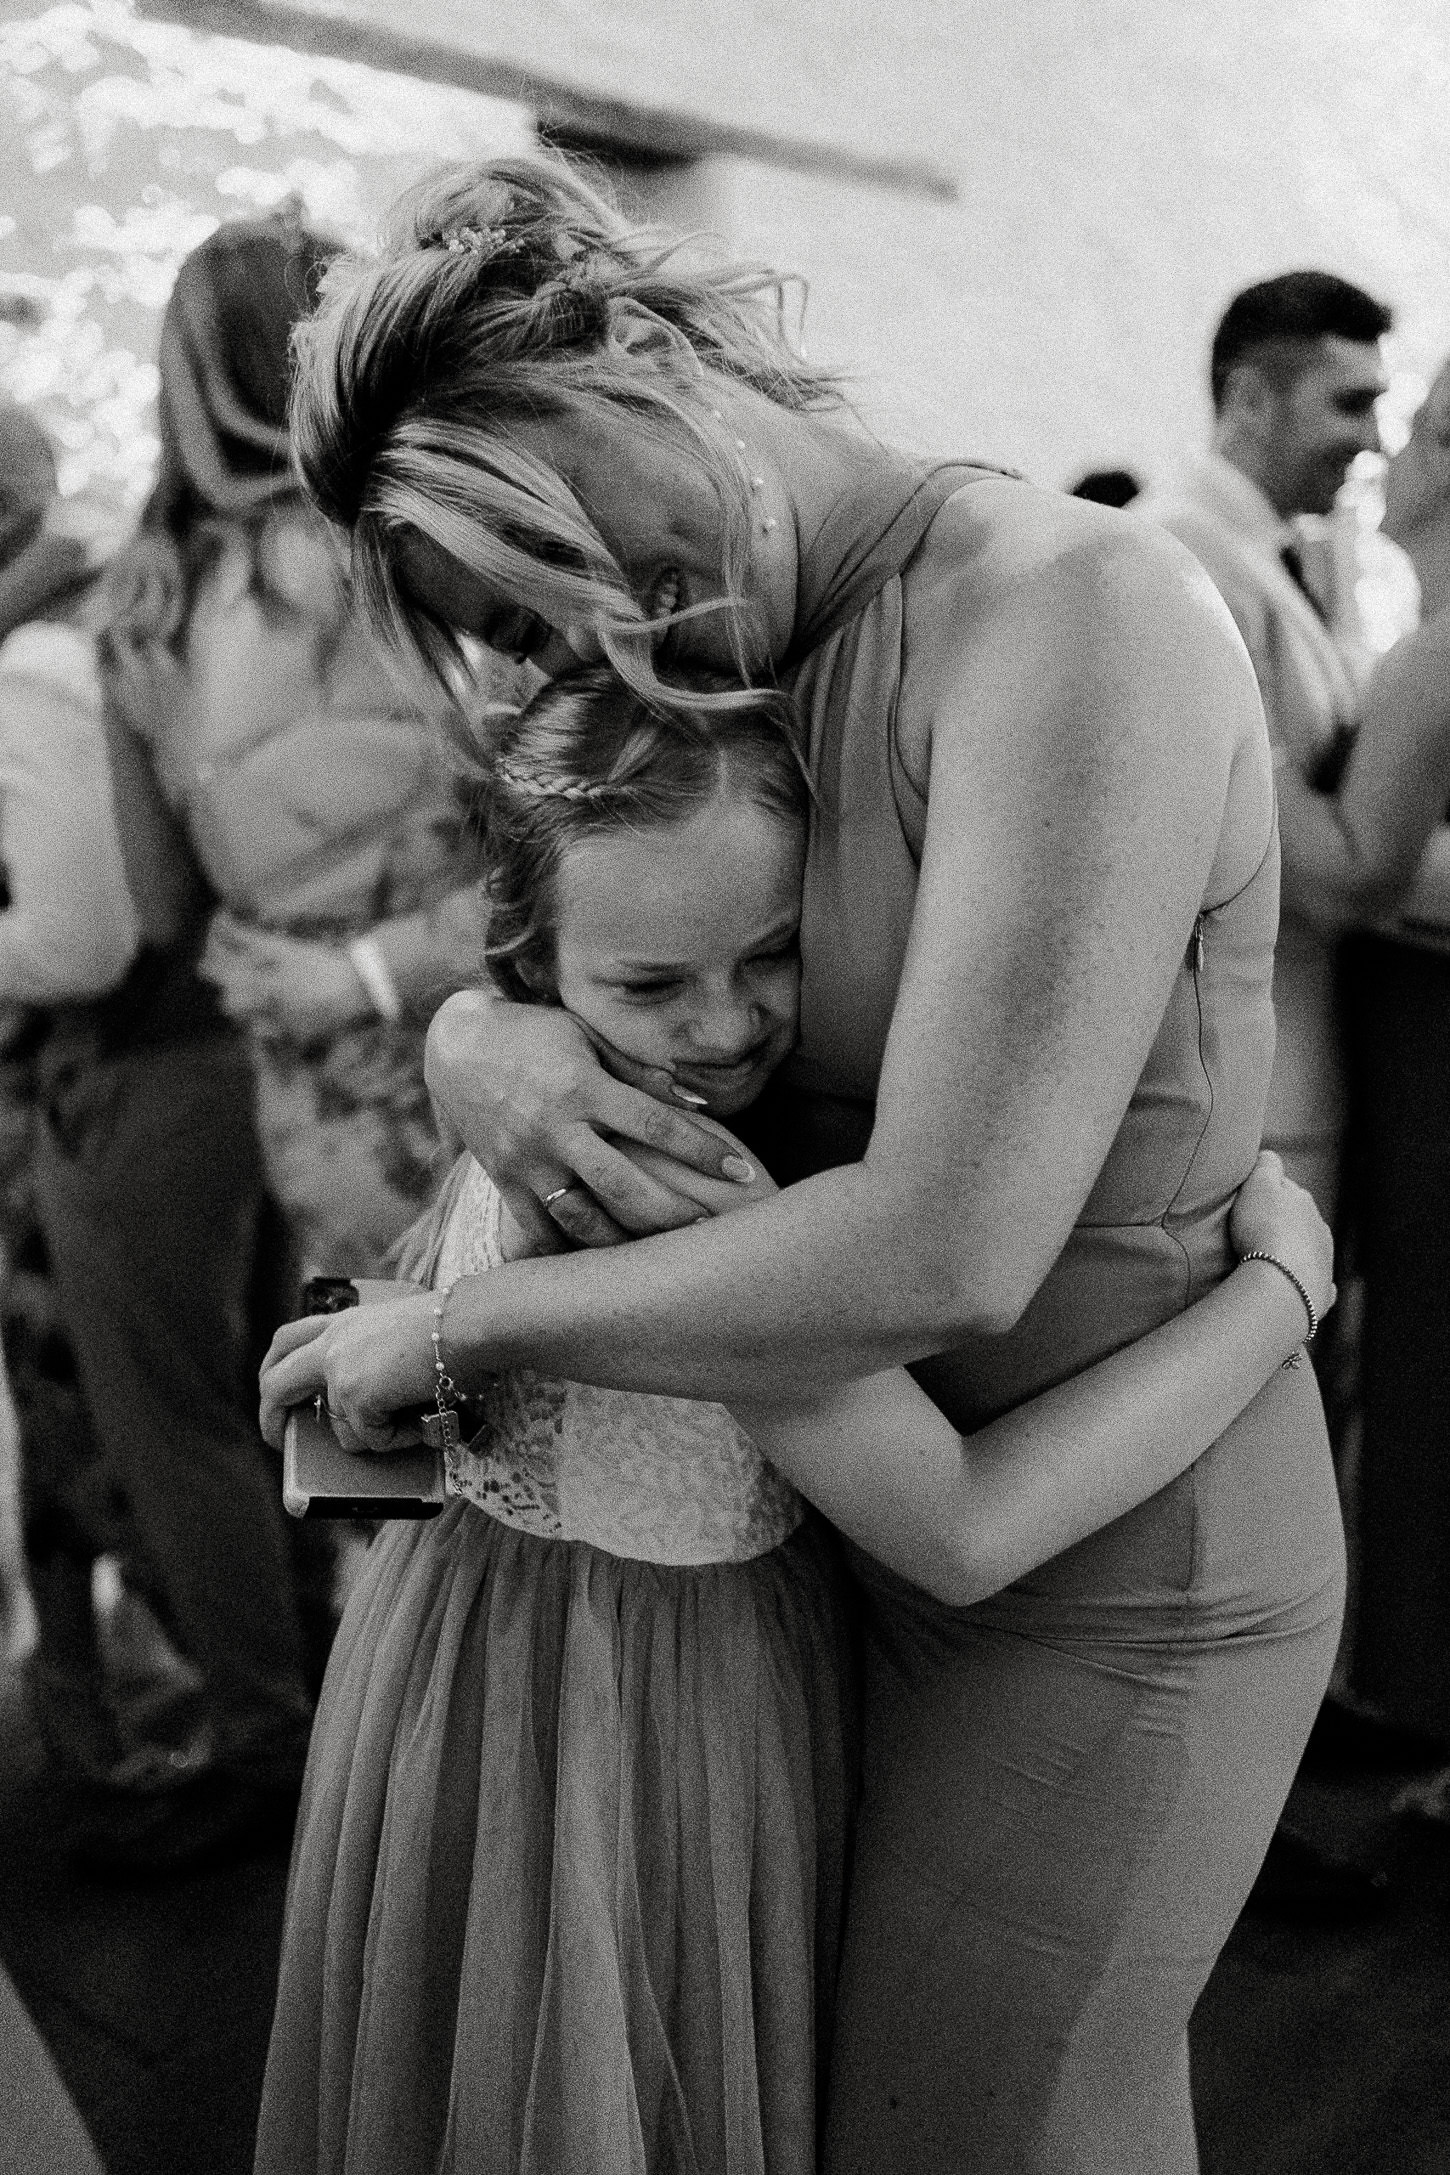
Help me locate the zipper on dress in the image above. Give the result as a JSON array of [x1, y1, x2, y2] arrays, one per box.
[[1186, 913, 1206, 974]]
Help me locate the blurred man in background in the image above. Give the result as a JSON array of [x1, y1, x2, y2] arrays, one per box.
[[1142, 271, 1394, 1921], [1143, 270, 1391, 1220]]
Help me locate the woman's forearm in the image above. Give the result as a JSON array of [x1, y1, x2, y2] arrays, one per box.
[[446, 1155, 993, 1405], [1278, 615, 1450, 933], [1276, 771, 1408, 931], [733, 1256, 1310, 1606]]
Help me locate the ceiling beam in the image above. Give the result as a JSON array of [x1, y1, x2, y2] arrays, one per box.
[[135, 0, 957, 201]]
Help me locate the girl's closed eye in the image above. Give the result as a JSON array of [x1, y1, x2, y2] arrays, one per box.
[[614, 974, 688, 1003]]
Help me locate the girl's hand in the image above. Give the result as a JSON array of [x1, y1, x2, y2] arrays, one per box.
[[1229, 1151, 1336, 1324], [617, 1119, 779, 1218], [423, 987, 762, 1254], [258, 1286, 438, 1452], [201, 913, 372, 1043]]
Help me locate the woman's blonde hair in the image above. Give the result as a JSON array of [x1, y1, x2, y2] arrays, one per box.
[[290, 155, 847, 716]]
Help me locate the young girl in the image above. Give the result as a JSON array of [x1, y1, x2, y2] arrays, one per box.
[[256, 667, 1331, 2175]]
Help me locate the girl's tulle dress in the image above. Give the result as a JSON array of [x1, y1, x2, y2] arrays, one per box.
[[253, 1159, 857, 2175]]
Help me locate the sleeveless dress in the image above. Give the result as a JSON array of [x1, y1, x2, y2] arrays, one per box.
[[770, 459, 1346, 2175], [253, 1159, 856, 2175], [173, 513, 487, 1277]]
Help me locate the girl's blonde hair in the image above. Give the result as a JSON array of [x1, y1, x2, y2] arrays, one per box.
[[290, 155, 847, 716], [474, 665, 808, 1002]]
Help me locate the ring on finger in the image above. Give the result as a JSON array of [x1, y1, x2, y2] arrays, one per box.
[[542, 1183, 574, 1208]]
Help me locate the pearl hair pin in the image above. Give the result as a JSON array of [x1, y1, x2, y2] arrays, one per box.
[[706, 405, 775, 531]]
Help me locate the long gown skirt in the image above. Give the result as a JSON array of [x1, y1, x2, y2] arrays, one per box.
[[823, 1358, 1344, 2175], [253, 1501, 855, 2175]]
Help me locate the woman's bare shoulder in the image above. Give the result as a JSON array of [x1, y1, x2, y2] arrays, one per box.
[[900, 476, 1260, 751], [895, 476, 1270, 894], [911, 475, 1232, 630]]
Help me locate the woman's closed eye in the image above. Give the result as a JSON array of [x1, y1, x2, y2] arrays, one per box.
[[482, 604, 554, 663]]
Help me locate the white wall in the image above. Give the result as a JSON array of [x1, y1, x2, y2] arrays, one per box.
[[609, 0, 1450, 492], [7, 0, 1450, 508]]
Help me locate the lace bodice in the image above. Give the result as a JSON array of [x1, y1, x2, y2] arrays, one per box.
[[432, 1159, 802, 1565]]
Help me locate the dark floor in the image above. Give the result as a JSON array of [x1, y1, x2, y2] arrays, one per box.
[[3, 1669, 1449, 2175], [0, 1676, 287, 2175], [1192, 1755, 1450, 2175]]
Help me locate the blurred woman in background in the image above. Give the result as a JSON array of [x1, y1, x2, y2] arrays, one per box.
[[111, 215, 488, 1282], [28, 212, 486, 1873]]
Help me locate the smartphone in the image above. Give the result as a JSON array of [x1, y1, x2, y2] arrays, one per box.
[[282, 1402, 448, 1520], [282, 1275, 448, 1520]]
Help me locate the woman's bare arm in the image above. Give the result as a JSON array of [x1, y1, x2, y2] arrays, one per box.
[[1276, 612, 1450, 932]]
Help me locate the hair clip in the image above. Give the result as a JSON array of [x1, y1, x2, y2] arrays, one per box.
[[442, 225, 495, 255]]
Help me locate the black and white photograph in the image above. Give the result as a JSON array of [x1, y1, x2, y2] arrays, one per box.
[[0, 4, 1447, 2171]]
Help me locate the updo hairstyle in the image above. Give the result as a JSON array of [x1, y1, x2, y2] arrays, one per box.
[[477, 664, 808, 1002], [100, 213, 338, 728], [290, 156, 846, 716]]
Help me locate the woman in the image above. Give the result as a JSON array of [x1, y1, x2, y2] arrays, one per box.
[[113, 214, 488, 1280], [264, 158, 1344, 2171], [1268, 358, 1450, 1773]]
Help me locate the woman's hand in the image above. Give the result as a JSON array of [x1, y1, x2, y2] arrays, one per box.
[[200, 912, 373, 1044], [423, 987, 762, 1254], [1229, 1150, 1336, 1325], [257, 1109, 778, 1442], [258, 1285, 438, 1452]]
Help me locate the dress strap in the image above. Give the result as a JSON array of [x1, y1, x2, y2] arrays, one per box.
[[783, 455, 1015, 669]]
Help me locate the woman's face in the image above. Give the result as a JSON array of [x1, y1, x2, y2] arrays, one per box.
[[394, 390, 798, 681], [550, 788, 804, 1118], [1382, 362, 1450, 546]]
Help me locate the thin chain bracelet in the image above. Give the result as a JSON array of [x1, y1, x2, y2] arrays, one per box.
[[1238, 1248, 1319, 1369], [430, 1278, 461, 1453]]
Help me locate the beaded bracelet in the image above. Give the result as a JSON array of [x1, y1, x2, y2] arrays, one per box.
[[1238, 1248, 1319, 1364], [430, 1279, 461, 1453]]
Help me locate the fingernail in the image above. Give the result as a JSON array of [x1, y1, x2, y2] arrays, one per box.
[[671, 1086, 710, 1108], [722, 1154, 755, 1184]]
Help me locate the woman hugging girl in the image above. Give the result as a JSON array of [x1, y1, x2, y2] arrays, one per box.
[[257, 661, 1330, 2175]]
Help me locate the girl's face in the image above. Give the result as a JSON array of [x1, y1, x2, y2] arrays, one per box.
[[394, 390, 798, 682], [550, 788, 804, 1117]]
